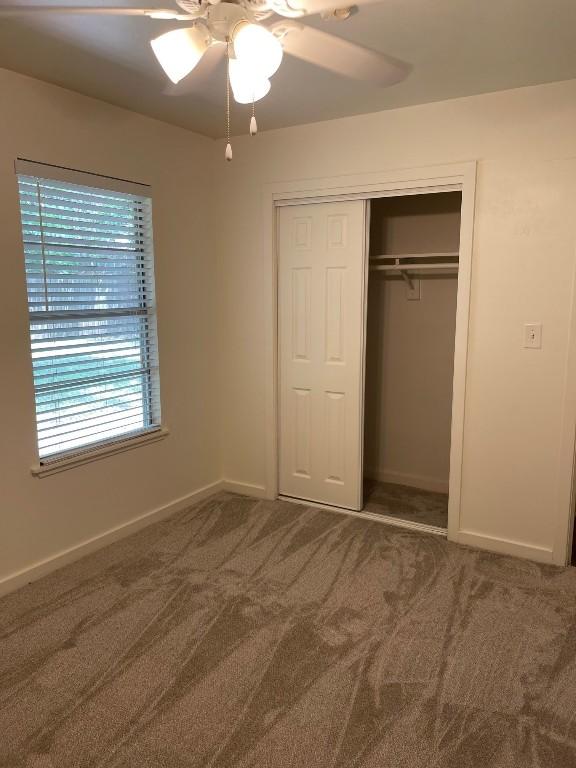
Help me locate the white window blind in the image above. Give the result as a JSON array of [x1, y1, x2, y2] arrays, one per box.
[[16, 161, 162, 463]]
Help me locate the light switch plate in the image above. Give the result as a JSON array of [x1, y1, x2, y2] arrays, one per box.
[[523, 323, 542, 349]]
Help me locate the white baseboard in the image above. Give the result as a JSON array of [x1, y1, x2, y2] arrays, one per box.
[[0, 479, 224, 599], [1, 480, 557, 598], [222, 479, 270, 499], [364, 468, 449, 495], [456, 530, 554, 564]]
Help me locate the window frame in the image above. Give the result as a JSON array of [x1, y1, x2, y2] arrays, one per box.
[[15, 159, 167, 476]]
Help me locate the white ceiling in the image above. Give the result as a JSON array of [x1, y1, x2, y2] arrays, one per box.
[[1, 0, 576, 138]]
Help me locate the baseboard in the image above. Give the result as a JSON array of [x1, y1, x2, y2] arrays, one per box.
[[2, 480, 554, 597], [364, 468, 449, 495], [222, 479, 270, 499], [0, 480, 225, 599], [456, 530, 554, 564]]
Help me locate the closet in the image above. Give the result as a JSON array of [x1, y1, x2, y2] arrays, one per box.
[[363, 192, 461, 530], [277, 190, 463, 530]]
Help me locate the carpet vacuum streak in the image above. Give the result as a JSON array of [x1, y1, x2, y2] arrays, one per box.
[[1, 492, 576, 767]]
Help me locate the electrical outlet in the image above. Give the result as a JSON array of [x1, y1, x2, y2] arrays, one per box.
[[406, 279, 421, 301], [523, 323, 542, 349]]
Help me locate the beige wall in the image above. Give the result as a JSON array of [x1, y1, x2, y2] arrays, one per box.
[[0, 68, 220, 588], [369, 192, 461, 256], [214, 79, 576, 564], [364, 194, 460, 493], [2, 68, 576, 580], [364, 276, 458, 493]]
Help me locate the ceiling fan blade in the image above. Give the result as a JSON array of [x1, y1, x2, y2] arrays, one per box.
[[268, 0, 381, 19], [163, 41, 225, 96], [0, 6, 192, 20], [271, 21, 410, 87]]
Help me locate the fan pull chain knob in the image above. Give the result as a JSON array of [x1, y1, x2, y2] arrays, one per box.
[[225, 142, 233, 161], [250, 115, 258, 136]]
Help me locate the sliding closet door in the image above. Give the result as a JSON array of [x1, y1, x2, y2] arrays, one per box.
[[278, 200, 367, 510]]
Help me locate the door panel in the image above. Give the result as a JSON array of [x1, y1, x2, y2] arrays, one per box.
[[293, 387, 312, 478], [278, 200, 366, 510], [291, 268, 311, 361]]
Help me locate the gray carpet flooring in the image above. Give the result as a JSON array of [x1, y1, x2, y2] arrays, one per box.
[[1, 492, 576, 767], [363, 479, 449, 528]]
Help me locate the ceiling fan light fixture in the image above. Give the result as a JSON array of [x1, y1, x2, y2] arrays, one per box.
[[232, 22, 283, 78], [229, 58, 271, 104], [150, 26, 210, 84]]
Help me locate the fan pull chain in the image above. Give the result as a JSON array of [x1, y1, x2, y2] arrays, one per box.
[[225, 42, 232, 162], [250, 97, 258, 136]]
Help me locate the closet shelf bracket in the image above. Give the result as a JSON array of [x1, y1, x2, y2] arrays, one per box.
[[399, 270, 413, 289], [392, 256, 413, 289]]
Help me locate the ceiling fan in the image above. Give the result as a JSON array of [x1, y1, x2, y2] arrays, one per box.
[[0, 1, 410, 159]]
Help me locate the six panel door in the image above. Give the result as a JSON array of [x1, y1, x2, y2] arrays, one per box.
[[278, 200, 367, 509]]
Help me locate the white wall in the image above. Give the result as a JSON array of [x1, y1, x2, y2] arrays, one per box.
[[214, 79, 576, 564], [0, 68, 221, 590]]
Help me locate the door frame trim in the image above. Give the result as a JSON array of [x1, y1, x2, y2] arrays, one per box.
[[262, 162, 477, 544], [555, 252, 576, 565]]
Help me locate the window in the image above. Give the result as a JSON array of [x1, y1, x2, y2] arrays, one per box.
[[16, 160, 162, 466]]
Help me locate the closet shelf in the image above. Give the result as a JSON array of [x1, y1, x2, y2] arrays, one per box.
[[369, 250, 459, 278], [369, 252, 459, 288], [369, 264, 458, 272], [370, 251, 459, 261]]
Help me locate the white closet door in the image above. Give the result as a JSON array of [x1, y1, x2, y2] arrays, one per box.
[[278, 200, 367, 510]]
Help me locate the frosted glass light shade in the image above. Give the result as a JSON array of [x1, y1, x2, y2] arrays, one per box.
[[229, 59, 271, 104], [233, 23, 283, 78], [150, 26, 210, 84]]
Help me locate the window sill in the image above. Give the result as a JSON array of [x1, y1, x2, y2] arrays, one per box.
[[31, 427, 169, 478]]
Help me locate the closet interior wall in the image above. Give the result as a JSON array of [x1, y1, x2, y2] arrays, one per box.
[[364, 192, 461, 511]]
